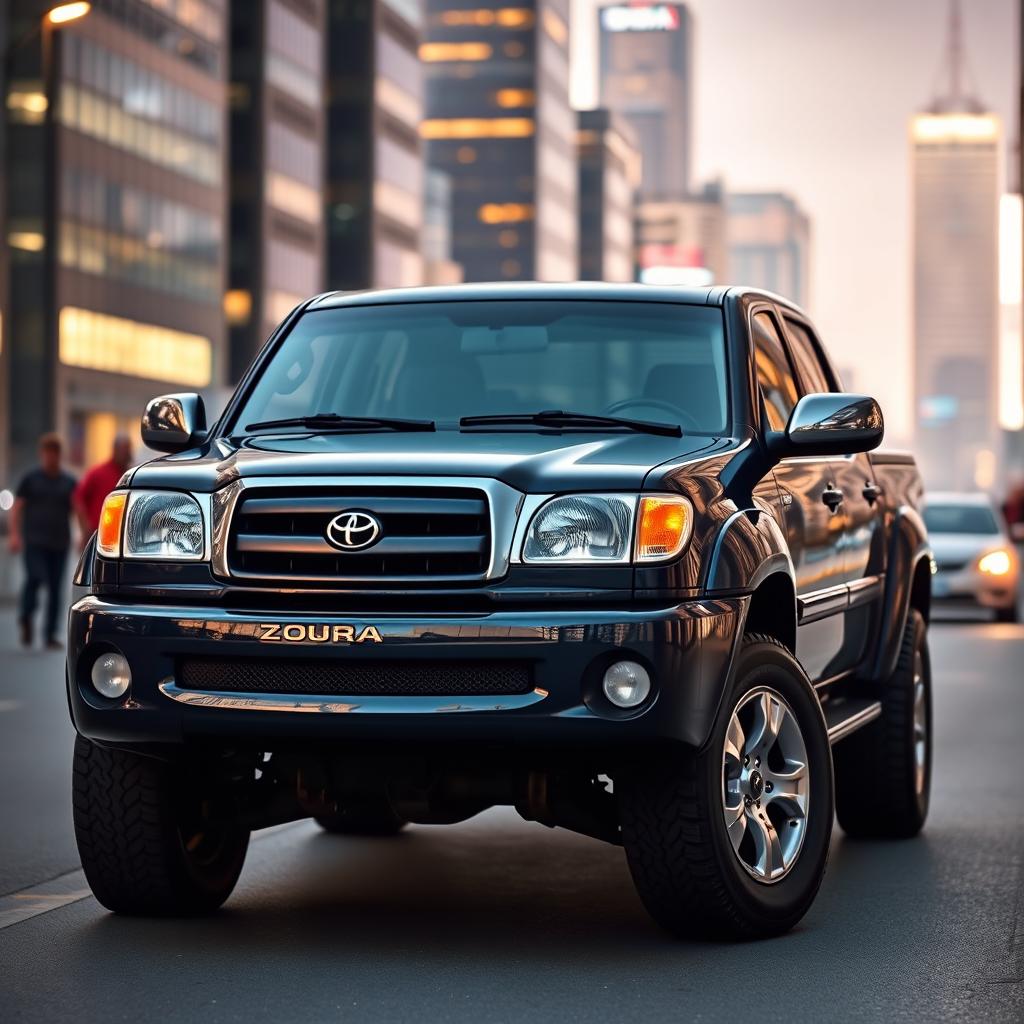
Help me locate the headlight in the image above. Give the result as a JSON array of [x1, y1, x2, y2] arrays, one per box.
[[523, 494, 634, 563], [978, 549, 1013, 577], [97, 490, 205, 560], [521, 493, 694, 564]]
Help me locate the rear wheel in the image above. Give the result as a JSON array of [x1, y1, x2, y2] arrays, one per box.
[[619, 634, 833, 940], [834, 609, 931, 838], [72, 736, 249, 915], [315, 797, 407, 836]]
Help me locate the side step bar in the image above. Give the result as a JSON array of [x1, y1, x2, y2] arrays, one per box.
[[823, 697, 882, 745]]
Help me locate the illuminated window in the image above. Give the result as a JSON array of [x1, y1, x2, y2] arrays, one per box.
[[224, 290, 252, 326], [478, 203, 534, 224], [419, 42, 492, 62], [456, 146, 477, 164], [59, 307, 212, 387], [420, 117, 534, 139], [495, 88, 535, 108], [501, 258, 522, 278], [266, 171, 321, 223], [436, 8, 534, 28], [498, 229, 518, 248], [265, 290, 305, 327], [504, 41, 526, 58], [542, 9, 568, 45], [8, 231, 45, 252]]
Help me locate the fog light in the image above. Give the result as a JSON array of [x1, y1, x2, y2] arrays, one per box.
[[91, 652, 131, 699], [602, 660, 651, 708]]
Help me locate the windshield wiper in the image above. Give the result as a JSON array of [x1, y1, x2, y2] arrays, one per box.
[[459, 410, 681, 438], [244, 413, 435, 433]]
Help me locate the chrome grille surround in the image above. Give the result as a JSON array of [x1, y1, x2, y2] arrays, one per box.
[[211, 476, 524, 584]]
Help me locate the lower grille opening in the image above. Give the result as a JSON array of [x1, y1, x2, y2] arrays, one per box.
[[177, 658, 534, 697]]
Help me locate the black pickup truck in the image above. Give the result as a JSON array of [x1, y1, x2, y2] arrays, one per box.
[[68, 283, 932, 940]]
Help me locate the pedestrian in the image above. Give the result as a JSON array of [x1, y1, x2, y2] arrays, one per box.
[[74, 434, 132, 546], [7, 433, 77, 650]]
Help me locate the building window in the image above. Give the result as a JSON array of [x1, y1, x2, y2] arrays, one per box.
[[59, 307, 213, 387]]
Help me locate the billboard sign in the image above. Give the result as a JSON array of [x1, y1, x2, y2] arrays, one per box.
[[601, 4, 681, 33]]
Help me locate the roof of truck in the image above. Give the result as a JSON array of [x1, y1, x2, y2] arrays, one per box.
[[306, 282, 808, 316]]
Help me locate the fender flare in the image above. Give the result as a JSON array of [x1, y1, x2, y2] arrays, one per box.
[[871, 504, 931, 682], [705, 504, 796, 594]]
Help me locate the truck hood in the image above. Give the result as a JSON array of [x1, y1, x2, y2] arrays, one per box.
[[129, 430, 727, 494]]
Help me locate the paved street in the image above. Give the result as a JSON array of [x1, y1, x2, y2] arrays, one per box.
[[0, 614, 1021, 1023]]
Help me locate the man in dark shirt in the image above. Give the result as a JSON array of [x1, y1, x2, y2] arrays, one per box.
[[8, 434, 77, 649]]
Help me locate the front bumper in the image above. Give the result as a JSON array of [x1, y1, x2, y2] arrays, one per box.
[[932, 567, 1018, 610], [67, 596, 746, 751]]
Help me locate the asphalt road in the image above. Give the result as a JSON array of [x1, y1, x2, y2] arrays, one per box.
[[0, 613, 1021, 1023]]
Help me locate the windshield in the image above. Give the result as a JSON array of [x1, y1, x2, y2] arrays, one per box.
[[924, 503, 1000, 535], [229, 301, 728, 435]]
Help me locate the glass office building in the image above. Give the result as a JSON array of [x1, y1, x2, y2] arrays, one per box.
[[228, 0, 325, 381], [3, 0, 228, 473], [326, 0, 425, 291], [727, 193, 811, 307], [576, 108, 639, 282], [422, 0, 576, 281]]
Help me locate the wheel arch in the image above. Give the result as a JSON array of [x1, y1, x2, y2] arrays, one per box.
[[742, 569, 797, 654]]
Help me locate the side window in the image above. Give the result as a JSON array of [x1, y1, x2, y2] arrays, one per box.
[[785, 319, 834, 396], [752, 311, 799, 431]]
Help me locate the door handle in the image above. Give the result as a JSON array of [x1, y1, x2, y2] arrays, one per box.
[[822, 486, 844, 512], [862, 482, 883, 506]]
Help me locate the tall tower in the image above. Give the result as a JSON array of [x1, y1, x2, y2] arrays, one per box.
[[598, 2, 693, 199], [422, 0, 577, 282], [911, 0, 1001, 490]]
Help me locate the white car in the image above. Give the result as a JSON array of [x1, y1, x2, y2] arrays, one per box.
[[925, 492, 1020, 622]]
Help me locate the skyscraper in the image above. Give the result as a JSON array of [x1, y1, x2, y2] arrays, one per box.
[[422, 0, 576, 281], [228, 0, 326, 382], [3, 0, 229, 473], [598, 2, 692, 199], [325, 0, 425, 292], [576, 108, 639, 282], [911, 1, 1000, 490], [727, 193, 811, 307]]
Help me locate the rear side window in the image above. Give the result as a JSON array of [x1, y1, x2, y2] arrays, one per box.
[[785, 319, 833, 396], [752, 311, 799, 431]]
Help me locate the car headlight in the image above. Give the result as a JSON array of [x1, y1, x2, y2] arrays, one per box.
[[521, 493, 693, 564], [978, 548, 1013, 577], [96, 489, 205, 560]]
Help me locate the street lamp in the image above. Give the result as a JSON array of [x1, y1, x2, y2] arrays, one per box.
[[45, 4, 92, 26]]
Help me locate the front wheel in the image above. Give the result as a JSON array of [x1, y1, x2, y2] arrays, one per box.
[[619, 634, 833, 940], [72, 736, 250, 915]]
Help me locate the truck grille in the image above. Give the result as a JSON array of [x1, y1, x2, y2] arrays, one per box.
[[226, 486, 491, 584], [177, 658, 533, 697]]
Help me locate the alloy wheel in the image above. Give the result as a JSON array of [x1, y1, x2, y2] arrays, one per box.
[[722, 687, 810, 883]]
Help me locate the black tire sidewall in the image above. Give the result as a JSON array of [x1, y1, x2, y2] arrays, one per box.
[[701, 639, 834, 928]]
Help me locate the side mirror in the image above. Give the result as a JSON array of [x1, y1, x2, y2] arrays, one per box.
[[141, 393, 207, 454], [776, 393, 884, 458]]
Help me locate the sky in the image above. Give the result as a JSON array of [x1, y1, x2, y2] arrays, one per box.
[[570, 0, 1018, 442]]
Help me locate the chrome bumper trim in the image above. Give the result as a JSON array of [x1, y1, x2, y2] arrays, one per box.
[[158, 679, 549, 714]]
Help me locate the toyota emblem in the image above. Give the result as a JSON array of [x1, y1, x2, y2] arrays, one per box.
[[325, 510, 382, 551]]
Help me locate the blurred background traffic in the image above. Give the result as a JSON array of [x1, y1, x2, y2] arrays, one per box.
[[0, 0, 1021, 613]]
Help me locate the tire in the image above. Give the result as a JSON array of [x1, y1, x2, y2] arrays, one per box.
[[314, 798, 407, 836], [995, 602, 1019, 624], [619, 634, 833, 940], [72, 736, 250, 915], [834, 609, 931, 838]]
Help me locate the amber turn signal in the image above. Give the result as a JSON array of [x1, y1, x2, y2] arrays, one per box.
[[97, 491, 127, 558], [635, 495, 693, 562]]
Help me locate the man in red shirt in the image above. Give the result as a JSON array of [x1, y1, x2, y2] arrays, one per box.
[[74, 435, 133, 546]]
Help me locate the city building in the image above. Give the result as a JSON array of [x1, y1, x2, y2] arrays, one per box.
[[423, 168, 463, 284], [326, 0, 424, 292], [597, 1, 692, 199], [576, 107, 639, 282], [422, 0, 577, 282], [0, 5, 9, 491], [911, 1, 1001, 490], [727, 192, 811, 308], [635, 181, 728, 286], [227, 0, 325, 382], [3, 0, 228, 474]]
